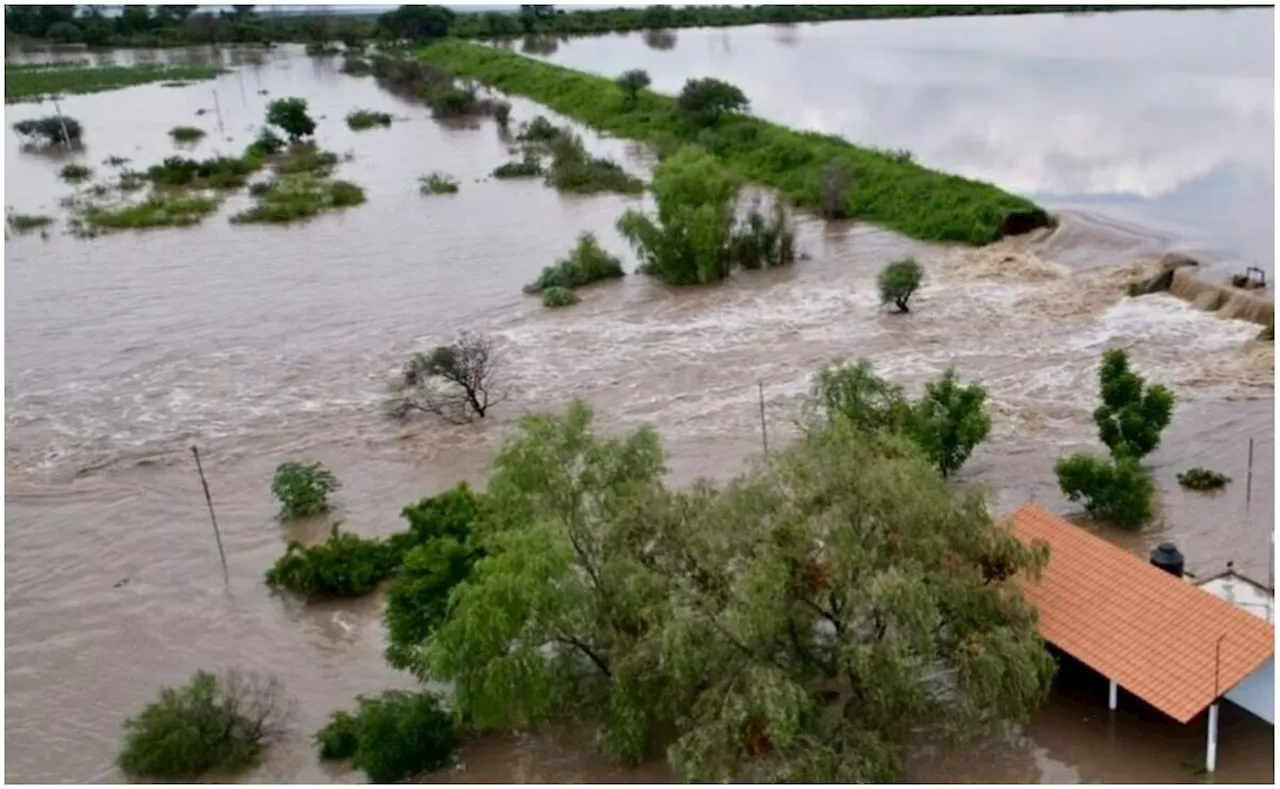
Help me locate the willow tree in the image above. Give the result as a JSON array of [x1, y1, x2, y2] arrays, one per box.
[[420, 401, 674, 764], [651, 422, 1055, 783]]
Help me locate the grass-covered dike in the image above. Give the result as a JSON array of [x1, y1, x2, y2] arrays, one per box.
[[418, 41, 1049, 246]]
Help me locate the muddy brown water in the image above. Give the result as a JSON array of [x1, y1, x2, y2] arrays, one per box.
[[4, 31, 1274, 785]]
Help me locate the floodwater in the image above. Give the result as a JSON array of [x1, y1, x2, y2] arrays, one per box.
[[3, 17, 1274, 787], [533, 7, 1276, 277]]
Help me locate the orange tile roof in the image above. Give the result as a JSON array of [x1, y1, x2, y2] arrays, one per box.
[[1008, 504, 1275, 724]]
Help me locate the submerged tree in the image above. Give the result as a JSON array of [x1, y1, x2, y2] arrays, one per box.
[[393, 330, 505, 424], [877, 257, 924, 313], [653, 421, 1054, 782], [420, 401, 674, 764], [13, 116, 83, 147], [1055, 454, 1154, 529], [265, 97, 316, 142], [1092, 348, 1174, 461]]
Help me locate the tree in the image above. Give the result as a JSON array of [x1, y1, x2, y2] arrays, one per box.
[[652, 421, 1054, 782], [641, 4, 675, 29], [271, 461, 339, 520], [265, 97, 316, 142], [810, 359, 912, 433], [378, 5, 455, 41], [1092, 348, 1174, 461], [676, 77, 749, 125], [317, 691, 457, 782], [14, 116, 83, 147], [420, 401, 673, 764], [911, 368, 992, 478], [394, 330, 505, 423], [155, 5, 196, 25], [616, 69, 651, 104], [616, 146, 742, 285], [118, 670, 291, 781], [265, 525, 397, 599], [816, 159, 853, 220], [877, 257, 924, 313], [1054, 454, 1154, 529]]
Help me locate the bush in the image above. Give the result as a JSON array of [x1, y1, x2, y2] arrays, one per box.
[[59, 163, 92, 183], [542, 285, 579, 307], [80, 194, 220, 231], [544, 133, 643, 195], [816, 158, 853, 219], [517, 114, 562, 143], [523, 231, 626, 295], [345, 109, 393, 130], [1055, 454, 1154, 529], [271, 148, 340, 177], [419, 171, 459, 195], [118, 670, 288, 781], [493, 100, 512, 126], [424, 86, 480, 117], [245, 127, 286, 157], [1093, 348, 1174, 461], [878, 257, 924, 313], [13, 115, 83, 146], [169, 125, 206, 143], [314, 710, 359, 760], [492, 150, 543, 179], [7, 212, 53, 233], [341, 55, 373, 76], [232, 176, 365, 224], [321, 691, 457, 783], [728, 203, 795, 270], [146, 154, 261, 190], [1177, 467, 1230, 491], [271, 461, 339, 520], [266, 97, 316, 142], [676, 77, 749, 125], [264, 525, 396, 599]]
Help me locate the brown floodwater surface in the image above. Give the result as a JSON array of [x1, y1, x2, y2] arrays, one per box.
[[4, 37, 1274, 784]]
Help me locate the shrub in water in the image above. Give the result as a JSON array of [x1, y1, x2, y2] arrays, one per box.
[[878, 258, 924, 313], [233, 176, 365, 224], [542, 286, 579, 308], [266, 97, 316, 142], [350, 691, 457, 782], [1176, 467, 1231, 491], [419, 172, 459, 195], [59, 163, 92, 183], [492, 149, 543, 179], [146, 155, 260, 190], [424, 86, 479, 117], [271, 460, 339, 520], [1054, 454, 1154, 529], [14, 115, 83, 146], [118, 669, 288, 781], [264, 525, 396, 599], [169, 125, 206, 143], [271, 148, 340, 177], [314, 710, 359, 760], [544, 133, 643, 195], [523, 232, 625, 296], [245, 127, 287, 158], [345, 109, 393, 131], [729, 203, 795, 270], [7, 213, 53, 233], [81, 194, 220, 231], [517, 114, 561, 143]]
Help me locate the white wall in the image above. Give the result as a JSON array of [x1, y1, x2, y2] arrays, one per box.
[[1226, 657, 1274, 725]]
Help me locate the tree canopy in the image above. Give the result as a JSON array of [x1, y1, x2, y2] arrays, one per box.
[[676, 77, 750, 125], [1092, 348, 1174, 460]]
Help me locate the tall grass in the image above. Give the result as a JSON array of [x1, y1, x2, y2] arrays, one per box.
[[81, 194, 221, 231], [232, 175, 366, 224], [417, 41, 1048, 246]]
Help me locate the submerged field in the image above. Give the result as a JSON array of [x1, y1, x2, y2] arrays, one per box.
[[4, 63, 226, 103], [419, 40, 1048, 246]]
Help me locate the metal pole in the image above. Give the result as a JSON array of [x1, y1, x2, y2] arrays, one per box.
[[191, 446, 229, 585], [211, 89, 225, 136], [52, 98, 72, 149], [757, 380, 769, 459]]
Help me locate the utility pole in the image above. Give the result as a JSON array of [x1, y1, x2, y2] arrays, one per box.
[[757, 380, 769, 459], [191, 446, 229, 585]]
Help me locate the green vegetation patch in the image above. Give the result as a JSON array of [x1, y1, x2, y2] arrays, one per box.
[[168, 125, 207, 143], [523, 231, 625, 297], [345, 109, 393, 130], [14, 115, 82, 146], [6, 212, 54, 234], [1176, 467, 1231, 491], [417, 41, 1048, 245], [80, 193, 221, 231], [541, 285, 579, 308], [232, 175, 365, 224], [315, 691, 456, 783], [5, 64, 225, 103], [270, 147, 340, 177], [147, 154, 262, 190], [419, 172, 459, 195], [265, 525, 397, 599], [58, 163, 93, 183]]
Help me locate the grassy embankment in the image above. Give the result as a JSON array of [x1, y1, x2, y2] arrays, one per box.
[[4, 64, 225, 103], [418, 41, 1046, 246]]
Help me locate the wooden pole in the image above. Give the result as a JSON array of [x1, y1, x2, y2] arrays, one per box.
[[191, 446, 229, 584], [52, 98, 72, 149], [211, 89, 225, 136], [1245, 437, 1254, 509], [757, 380, 769, 459]]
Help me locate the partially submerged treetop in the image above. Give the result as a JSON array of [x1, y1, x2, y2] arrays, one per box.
[[877, 257, 924, 313], [265, 97, 316, 142], [394, 330, 505, 424], [1092, 348, 1174, 460]]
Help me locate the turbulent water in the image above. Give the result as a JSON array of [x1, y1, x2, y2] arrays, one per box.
[[4, 13, 1274, 784]]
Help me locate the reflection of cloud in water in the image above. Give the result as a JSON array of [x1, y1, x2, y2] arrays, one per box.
[[535, 9, 1274, 267]]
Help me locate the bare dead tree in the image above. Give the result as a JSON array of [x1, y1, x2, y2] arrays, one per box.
[[219, 669, 293, 748], [818, 159, 853, 220], [393, 330, 507, 424]]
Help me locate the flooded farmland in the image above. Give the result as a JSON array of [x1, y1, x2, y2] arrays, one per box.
[[4, 8, 1274, 785]]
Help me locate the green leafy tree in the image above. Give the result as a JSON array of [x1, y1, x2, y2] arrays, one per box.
[[911, 368, 992, 478], [652, 421, 1054, 782], [1054, 454, 1154, 529], [616, 68, 651, 104], [265, 97, 316, 142], [617, 146, 741, 285], [810, 359, 913, 433], [378, 5, 455, 41], [421, 401, 672, 764], [265, 525, 396, 599], [878, 257, 924, 313], [270, 461, 339, 520], [317, 691, 456, 782], [118, 670, 289, 780], [1092, 348, 1174, 460], [676, 77, 749, 125]]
